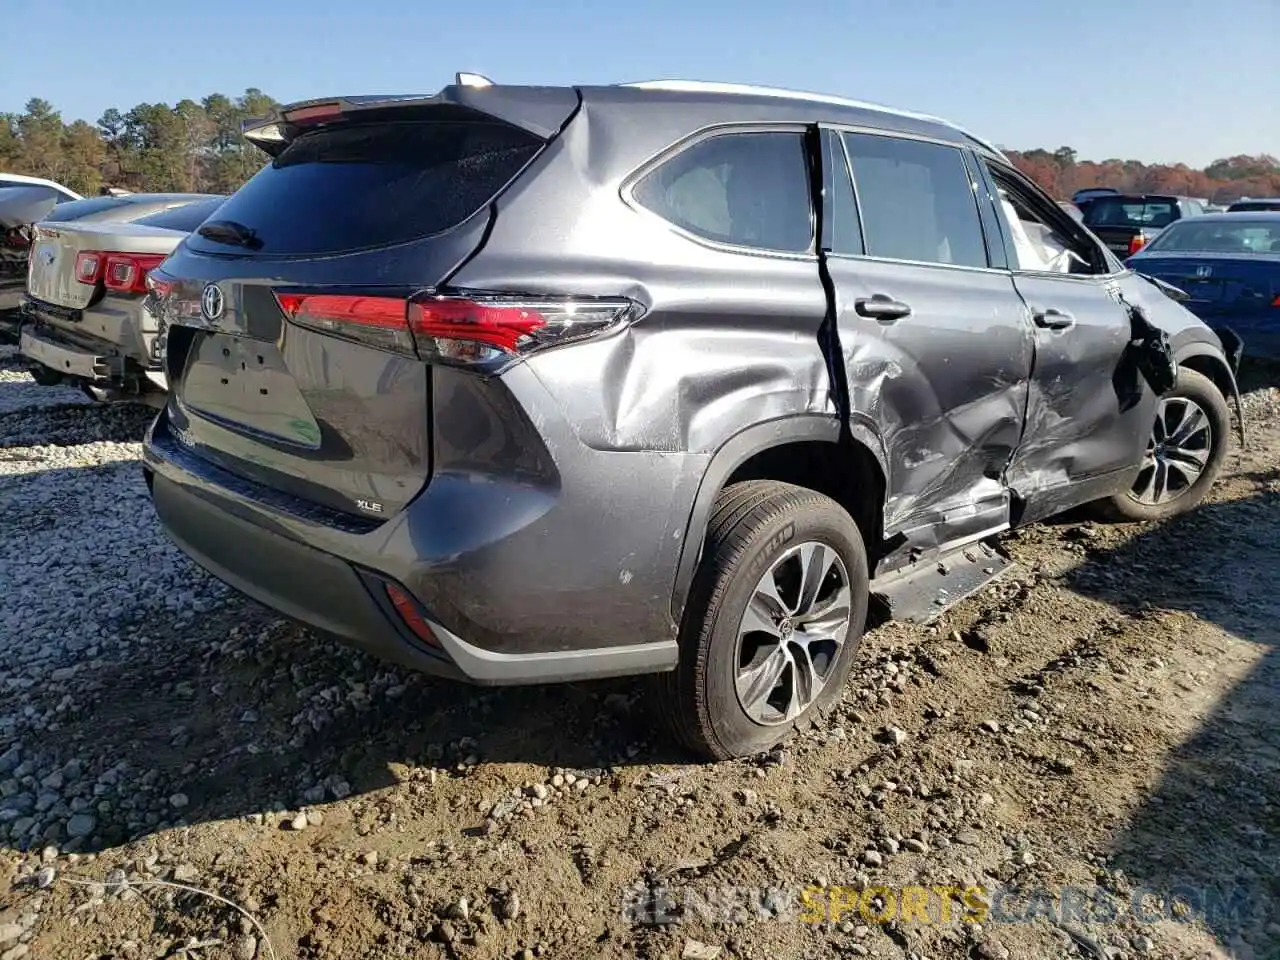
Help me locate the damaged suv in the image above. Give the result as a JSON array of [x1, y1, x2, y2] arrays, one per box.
[[143, 77, 1241, 759]]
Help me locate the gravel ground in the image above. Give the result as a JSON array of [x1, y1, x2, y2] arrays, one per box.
[[1, 343, 1278, 960]]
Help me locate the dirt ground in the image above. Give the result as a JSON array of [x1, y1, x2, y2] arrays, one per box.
[[1, 361, 1278, 960]]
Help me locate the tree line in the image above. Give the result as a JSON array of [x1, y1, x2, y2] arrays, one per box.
[[0, 91, 278, 197], [2, 94, 1278, 205], [1007, 146, 1280, 205]]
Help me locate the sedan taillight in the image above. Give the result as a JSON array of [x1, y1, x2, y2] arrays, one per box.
[[74, 251, 167, 294]]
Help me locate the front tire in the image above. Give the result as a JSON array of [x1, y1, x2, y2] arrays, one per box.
[[1103, 367, 1230, 522], [28, 364, 63, 387], [657, 480, 869, 760]]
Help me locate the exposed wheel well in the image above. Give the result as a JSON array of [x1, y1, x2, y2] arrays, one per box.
[[1180, 353, 1234, 402], [725, 440, 884, 549]]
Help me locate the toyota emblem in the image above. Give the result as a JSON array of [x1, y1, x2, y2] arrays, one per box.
[[201, 283, 225, 321]]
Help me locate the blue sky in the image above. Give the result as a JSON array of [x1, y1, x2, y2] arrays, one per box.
[[6, 0, 1277, 167]]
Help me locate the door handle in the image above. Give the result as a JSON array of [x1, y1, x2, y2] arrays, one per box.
[[1032, 306, 1075, 330], [854, 293, 912, 322]]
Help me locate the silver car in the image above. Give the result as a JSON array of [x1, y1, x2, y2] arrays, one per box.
[[20, 196, 224, 402]]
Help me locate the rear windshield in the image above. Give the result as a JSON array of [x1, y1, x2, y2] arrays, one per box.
[[185, 120, 542, 256], [1144, 219, 1280, 254], [134, 197, 226, 232], [1084, 198, 1178, 229], [42, 196, 133, 222]]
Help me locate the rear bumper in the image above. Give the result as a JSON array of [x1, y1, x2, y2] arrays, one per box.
[[21, 296, 167, 389], [143, 405, 681, 685]]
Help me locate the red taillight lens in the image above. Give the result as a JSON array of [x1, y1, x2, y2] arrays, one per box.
[[274, 292, 418, 355], [74, 252, 102, 284], [1272, 294, 1280, 308], [75, 251, 165, 293], [384, 583, 440, 648], [1128, 234, 1149, 256], [410, 295, 636, 365], [273, 290, 638, 365]]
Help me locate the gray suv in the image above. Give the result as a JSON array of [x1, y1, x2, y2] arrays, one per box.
[[142, 76, 1240, 759]]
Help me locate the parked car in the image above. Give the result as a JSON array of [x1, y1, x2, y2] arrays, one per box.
[[1, 191, 223, 343], [19, 196, 225, 402], [1071, 186, 1118, 216], [1127, 211, 1280, 360], [1083, 194, 1208, 258], [1226, 198, 1280, 213], [0, 172, 81, 202], [2, 181, 80, 333], [142, 77, 1240, 759]]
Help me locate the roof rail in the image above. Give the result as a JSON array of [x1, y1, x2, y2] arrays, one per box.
[[619, 79, 1005, 159]]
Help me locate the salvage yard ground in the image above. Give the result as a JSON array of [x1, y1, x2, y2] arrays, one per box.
[[0, 345, 1277, 960]]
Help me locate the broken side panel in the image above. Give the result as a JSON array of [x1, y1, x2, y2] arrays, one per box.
[[824, 255, 1033, 567]]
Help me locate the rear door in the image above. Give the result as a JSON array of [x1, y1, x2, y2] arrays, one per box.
[[820, 128, 1033, 552], [979, 161, 1158, 519], [152, 103, 569, 520]]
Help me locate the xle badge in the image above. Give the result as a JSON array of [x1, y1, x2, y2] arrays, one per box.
[[356, 499, 385, 514]]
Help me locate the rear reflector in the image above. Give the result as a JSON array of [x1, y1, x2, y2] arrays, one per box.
[[75, 251, 166, 293], [273, 290, 638, 366], [384, 583, 441, 648]]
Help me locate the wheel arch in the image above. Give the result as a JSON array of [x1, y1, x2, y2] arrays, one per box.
[[670, 415, 888, 624]]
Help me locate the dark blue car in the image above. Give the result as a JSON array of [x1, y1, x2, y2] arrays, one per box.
[[1127, 211, 1280, 360]]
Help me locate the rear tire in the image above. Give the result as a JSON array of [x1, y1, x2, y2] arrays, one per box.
[[656, 480, 869, 760], [1102, 367, 1229, 522]]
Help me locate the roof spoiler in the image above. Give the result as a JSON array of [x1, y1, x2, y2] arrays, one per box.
[[242, 74, 578, 157]]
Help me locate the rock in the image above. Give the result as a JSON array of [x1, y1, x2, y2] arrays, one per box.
[[358, 851, 378, 867], [40, 845, 58, 863], [1131, 935, 1154, 954], [306, 809, 324, 827], [169, 793, 189, 809], [530, 784, 549, 801], [881, 726, 908, 745], [65, 813, 96, 838], [34, 866, 55, 889], [447, 897, 469, 920], [172, 864, 198, 883], [234, 934, 258, 960], [682, 940, 722, 960], [977, 941, 1010, 960], [980, 720, 1001, 734], [862, 850, 883, 867], [517, 950, 534, 960], [1013, 850, 1035, 867], [287, 813, 308, 831], [432, 921, 457, 944], [902, 838, 928, 853], [497, 891, 522, 921], [0, 925, 22, 946], [2, 945, 30, 960]]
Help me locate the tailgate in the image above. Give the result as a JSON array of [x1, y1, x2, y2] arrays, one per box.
[[154, 102, 569, 522]]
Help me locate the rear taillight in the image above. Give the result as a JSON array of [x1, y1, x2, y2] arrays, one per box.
[[1272, 294, 1280, 308], [274, 293, 417, 355], [273, 290, 637, 365], [1128, 233, 1149, 256], [74, 251, 166, 293]]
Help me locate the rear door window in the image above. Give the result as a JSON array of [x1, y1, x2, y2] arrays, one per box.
[[632, 131, 813, 253], [184, 120, 543, 256], [841, 133, 988, 269]]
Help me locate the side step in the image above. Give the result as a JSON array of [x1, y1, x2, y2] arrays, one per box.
[[870, 538, 1013, 624]]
